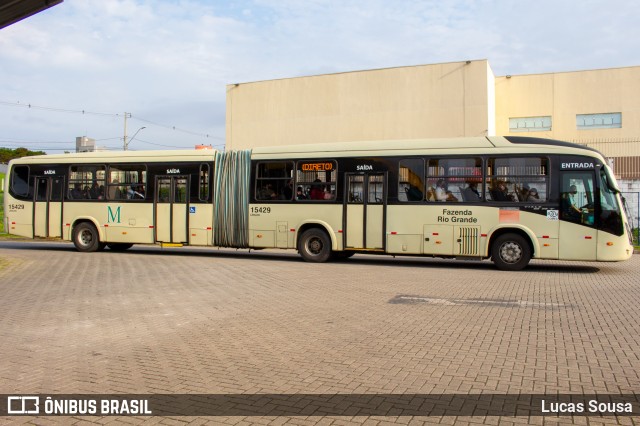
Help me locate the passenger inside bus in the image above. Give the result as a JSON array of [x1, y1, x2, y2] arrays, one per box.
[[492, 181, 516, 202], [282, 180, 293, 200], [258, 184, 277, 200], [561, 184, 582, 220], [127, 185, 145, 199], [296, 186, 307, 200], [435, 179, 447, 201], [405, 184, 423, 201], [461, 182, 480, 201], [435, 179, 458, 202], [525, 187, 542, 202], [89, 182, 101, 199], [310, 179, 325, 200]]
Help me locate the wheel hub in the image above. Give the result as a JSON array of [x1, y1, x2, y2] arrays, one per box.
[[80, 230, 93, 246], [308, 238, 323, 254], [500, 241, 522, 264]]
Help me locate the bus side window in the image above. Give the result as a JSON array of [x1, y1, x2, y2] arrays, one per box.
[[10, 165, 31, 199], [398, 159, 424, 202], [295, 160, 337, 202]]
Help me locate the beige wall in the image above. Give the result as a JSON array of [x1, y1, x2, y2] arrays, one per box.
[[496, 66, 640, 157], [226, 61, 640, 162], [226, 60, 494, 150]]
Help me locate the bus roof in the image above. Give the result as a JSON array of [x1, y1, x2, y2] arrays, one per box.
[[7, 136, 604, 165], [251, 136, 605, 160], [8, 149, 218, 165]]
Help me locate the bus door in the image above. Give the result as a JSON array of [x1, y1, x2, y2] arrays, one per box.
[[344, 173, 386, 250], [558, 171, 597, 260], [33, 176, 64, 238], [155, 175, 189, 244]]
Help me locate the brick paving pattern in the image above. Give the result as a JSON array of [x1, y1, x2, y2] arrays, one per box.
[[0, 241, 638, 425]]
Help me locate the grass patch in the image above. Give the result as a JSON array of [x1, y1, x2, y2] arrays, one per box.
[[0, 172, 3, 234], [0, 191, 3, 233]]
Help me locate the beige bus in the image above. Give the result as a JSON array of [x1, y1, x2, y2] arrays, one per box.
[[3, 136, 634, 270]]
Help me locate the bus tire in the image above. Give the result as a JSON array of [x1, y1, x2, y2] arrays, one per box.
[[491, 233, 531, 271], [72, 222, 103, 253], [298, 228, 332, 263], [107, 243, 134, 251]]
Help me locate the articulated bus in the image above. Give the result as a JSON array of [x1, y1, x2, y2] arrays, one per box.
[[3, 136, 634, 270]]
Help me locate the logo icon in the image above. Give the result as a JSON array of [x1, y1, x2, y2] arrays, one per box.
[[189, 206, 196, 214], [7, 396, 40, 414]]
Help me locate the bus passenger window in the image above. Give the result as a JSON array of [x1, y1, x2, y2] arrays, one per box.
[[487, 157, 548, 203], [10, 165, 31, 199], [295, 160, 337, 201], [398, 159, 424, 202], [426, 158, 481, 203], [68, 165, 106, 200], [255, 162, 294, 201], [199, 164, 210, 201], [108, 165, 146, 201]]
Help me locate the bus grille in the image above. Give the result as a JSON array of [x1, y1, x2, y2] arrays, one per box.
[[457, 227, 480, 256]]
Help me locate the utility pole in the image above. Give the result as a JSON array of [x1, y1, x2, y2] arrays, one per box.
[[123, 112, 131, 150]]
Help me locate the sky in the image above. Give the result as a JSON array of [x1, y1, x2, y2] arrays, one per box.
[[0, 0, 638, 153]]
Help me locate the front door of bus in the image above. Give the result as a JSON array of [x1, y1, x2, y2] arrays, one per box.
[[33, 176, 64, 238], [344, 173, 386, 250], [558, 171, 597, 260], [155, 176, 189, 243]]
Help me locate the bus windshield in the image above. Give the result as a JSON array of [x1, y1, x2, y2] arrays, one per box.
[[599, 168, 624, 236]]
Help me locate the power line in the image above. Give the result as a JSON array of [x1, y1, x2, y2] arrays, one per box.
[[0, 100, 118, 117], [133, 116, 224, 140], [0, 100, 224, 141], [133, 138, 225, 149]]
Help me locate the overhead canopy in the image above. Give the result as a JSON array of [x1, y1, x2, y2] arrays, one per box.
[[0, 0, 63, 30]]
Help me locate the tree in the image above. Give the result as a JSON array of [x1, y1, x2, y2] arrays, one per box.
[[0, 147, 46, 163]]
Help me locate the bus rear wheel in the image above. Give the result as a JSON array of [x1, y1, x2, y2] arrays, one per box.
[[72, 222, 104, 252], [298, 228, 332, 263], [491, 233, 531, 271], [107, 243, 134, 251]]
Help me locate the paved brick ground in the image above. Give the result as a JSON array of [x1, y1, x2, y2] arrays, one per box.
[[0, 241, 638, 425]]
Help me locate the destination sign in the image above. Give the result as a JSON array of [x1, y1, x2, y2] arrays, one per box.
[[300, 162, 334, 171]]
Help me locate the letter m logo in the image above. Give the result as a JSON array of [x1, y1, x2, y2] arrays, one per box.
[[107, 206, 121, 223]]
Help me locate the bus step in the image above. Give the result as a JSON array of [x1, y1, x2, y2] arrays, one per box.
[[160, 243, 184, 248]]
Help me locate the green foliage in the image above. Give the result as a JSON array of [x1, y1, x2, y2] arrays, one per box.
[[0, 147, 46, 163]]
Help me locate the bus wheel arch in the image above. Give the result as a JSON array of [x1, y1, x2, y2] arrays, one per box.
[[297, 225, 333, 263], [489, 229, 533, 271], [72, 220, 105, 252]]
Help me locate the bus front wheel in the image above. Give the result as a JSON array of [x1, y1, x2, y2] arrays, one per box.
[[491, 233, 531, 271], [298, 228, 332, 263], [72, 222, 104, 252]]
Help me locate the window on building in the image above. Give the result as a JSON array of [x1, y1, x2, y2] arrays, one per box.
[[486, 157, 548, 202], [576, 112, 621, 130], [68, 165, 106, 200], [295, 160, 337, 201], [509, 116, 552, 132]]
